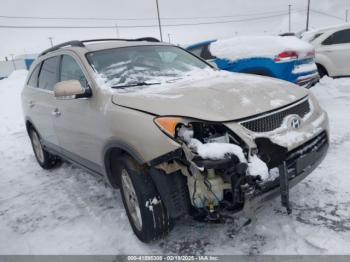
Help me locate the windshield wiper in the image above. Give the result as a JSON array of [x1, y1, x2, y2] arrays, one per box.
[[111, 82, 160, 89]]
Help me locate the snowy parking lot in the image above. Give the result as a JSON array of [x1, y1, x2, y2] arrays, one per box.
[[0, 71, 350, 255]]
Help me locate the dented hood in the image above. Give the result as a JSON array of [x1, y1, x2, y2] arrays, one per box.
[[111, 73, 309, 122]]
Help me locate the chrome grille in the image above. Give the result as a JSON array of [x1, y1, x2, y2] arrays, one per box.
[[240, 98, 310, 133]]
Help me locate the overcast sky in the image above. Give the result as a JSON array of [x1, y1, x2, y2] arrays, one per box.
[[0, 0, 349, 59]]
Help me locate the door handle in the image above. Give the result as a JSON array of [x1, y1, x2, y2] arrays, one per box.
[[28, 101, 35, 108], [52, 108, 61, 117]]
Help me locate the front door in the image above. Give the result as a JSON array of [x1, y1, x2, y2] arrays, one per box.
[[53, 54, 104, 173]]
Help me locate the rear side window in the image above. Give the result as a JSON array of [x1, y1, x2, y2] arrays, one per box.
[[322, 29, 350, 45], [309, 33, 323, 42], [60, 55, 88, 88], [201, 44, 216, 60], [27, 64, 41, 87], [188, 44, 216, 60], [189, 46, 203, 57], [38, 56, 60, 91]]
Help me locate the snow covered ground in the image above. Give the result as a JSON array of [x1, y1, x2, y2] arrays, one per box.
[[0, 71, 350, 255]]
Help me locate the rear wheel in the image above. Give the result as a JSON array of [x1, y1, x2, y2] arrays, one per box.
[[118, 156, 173, 242], [29, 128, 59, 169]]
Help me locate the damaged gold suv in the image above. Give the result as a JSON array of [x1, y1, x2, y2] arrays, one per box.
[[21, 38, 329, 242]]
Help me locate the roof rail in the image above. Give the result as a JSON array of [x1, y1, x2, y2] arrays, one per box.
[[81, 37, 160, 44], [135, 37, 160, 42], [39, 37, 161, 57], [39, 40, 85, 57]]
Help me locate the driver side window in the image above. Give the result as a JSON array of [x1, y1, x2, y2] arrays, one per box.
[[60, 55, 88, 88]]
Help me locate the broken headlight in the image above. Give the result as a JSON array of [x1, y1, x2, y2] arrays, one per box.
[[154, 116, 245, 161]]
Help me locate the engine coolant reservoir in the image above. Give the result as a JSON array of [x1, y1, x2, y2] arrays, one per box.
[[188, 169, 224, 208], [207, 169, 224, 203]]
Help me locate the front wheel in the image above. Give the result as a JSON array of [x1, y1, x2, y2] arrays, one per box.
[[118, 156, 173, 242]]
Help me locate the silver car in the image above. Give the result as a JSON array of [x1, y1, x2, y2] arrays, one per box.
[[21, 38, 329, 242]]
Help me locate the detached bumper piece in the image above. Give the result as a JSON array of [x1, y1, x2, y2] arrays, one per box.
[[279, 162, 291, 214], [297, 73, 320, 89], [243, 131, 328, 218]]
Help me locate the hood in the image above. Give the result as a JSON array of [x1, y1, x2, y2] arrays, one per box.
[[111, 72, 309, 122]]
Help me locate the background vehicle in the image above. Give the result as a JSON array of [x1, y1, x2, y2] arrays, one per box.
[[301, 24, 350, 77], [22, 38, 329, 243], [187, 36, 319, 88]]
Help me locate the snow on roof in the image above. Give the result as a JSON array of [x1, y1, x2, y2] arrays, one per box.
[[209, 35, 313, 61]]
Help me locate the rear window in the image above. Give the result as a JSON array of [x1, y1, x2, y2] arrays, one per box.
[[38, 56, 60, 91], [188, 46, 203, 57]]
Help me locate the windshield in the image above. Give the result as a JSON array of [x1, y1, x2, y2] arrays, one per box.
[[86, 45, 211, 88]]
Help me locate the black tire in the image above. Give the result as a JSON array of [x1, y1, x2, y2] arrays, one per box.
[[317, 64, 328, 78], [29, 128, 59, 169], [117, 156, 174, 242]]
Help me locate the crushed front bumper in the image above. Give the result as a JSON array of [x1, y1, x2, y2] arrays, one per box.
[[242, 131, 329, 218]]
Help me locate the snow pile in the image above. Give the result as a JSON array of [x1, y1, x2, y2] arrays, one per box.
[[210, 36, 313, 61], [247, 155, 269, 180], [188, 138, 246, 163]]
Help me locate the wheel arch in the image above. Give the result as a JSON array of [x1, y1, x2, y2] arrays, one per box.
[[25, 117, 39, 136], [315, 54, 334, 76], [103, 140, 146, 188]]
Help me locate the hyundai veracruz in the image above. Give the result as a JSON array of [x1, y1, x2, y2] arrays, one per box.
[[21, 38, 329, 242]]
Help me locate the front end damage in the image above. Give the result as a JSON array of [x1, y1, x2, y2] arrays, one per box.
[[149, 96, 329, 223]]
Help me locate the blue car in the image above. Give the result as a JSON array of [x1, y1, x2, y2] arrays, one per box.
[[187, 36, 319, 88]]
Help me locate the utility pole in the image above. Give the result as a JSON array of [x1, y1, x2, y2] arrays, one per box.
[[48, 37, 54, 47], [346, 9, 349, 23], [306, 0, 311, 31], [155, 0, 163, 41], [288, 4, 292, 32], [10, 54, 16, 70], [115, 24, 119, 38]]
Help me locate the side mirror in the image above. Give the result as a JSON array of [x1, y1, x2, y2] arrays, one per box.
[[54, 80, 87, 99], [208, 61, 218, 70]]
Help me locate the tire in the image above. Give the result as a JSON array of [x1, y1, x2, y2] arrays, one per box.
[[317, 64, 328, 78], [29, 128, 59, 169], [118, 156, 174, 242]]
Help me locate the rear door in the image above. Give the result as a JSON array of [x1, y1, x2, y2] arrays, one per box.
[[23, 56, 60, 148], [319, 29, 350, 76]]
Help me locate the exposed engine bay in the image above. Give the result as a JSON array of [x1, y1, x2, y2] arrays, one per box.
[[174, 122, 274, 220], [150, 115, 328, 223]]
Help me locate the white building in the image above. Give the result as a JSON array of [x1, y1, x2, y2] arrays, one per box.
[[0, 54, 37, 79]]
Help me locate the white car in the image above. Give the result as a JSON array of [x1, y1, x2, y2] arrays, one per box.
[[301, 24, 350, 77]]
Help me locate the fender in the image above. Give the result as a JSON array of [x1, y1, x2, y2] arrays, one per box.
[[315, 53, 335, 77]]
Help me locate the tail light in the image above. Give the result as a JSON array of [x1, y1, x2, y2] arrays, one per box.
[[274, 51, 298, 62]]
